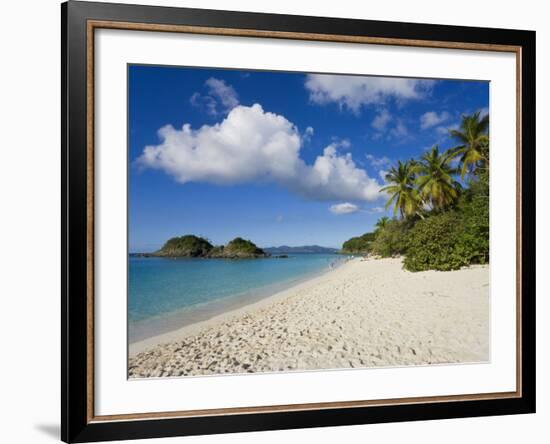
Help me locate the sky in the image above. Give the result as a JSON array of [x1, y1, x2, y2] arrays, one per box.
[[128, 65, 489, 251]]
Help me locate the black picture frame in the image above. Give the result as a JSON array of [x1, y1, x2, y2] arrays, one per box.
[[62, 1, 536, 442]]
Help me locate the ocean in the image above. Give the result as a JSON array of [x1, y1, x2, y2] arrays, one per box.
[[128, 253, 344, 342]]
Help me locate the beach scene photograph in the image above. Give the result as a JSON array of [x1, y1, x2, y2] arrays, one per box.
[[128, 65, 490, 378]]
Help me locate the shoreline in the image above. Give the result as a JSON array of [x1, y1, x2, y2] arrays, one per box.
[[129, 257, 351, 355], [129, 257, 489, 377]]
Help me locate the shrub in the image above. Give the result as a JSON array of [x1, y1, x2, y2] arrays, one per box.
[[457, 171, 489, 265], [341, 232, 376, 253], [403, 212, 462, 271], [403, 209, 488, 271], [370, 219, 408, 257]]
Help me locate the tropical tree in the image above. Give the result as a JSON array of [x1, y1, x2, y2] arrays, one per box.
[[375, 216, 390, 232], [449, 111, 489, 179], [380, 160, 422, 219], [416, 145, 461, 211]]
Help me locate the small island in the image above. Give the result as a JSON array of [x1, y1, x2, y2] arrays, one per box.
[[208, 237, 268, 259], [139, 235, 269, 259]]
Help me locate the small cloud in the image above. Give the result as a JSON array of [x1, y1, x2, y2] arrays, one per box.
[[371, 118, 410, 142], [205, 78, 239, 111], [305, 74, 435, 113], [389, 120, 409, 138], [435, 126, 449, 136], [190, 77, 239, 116], [366, 154, 392, 168], [420, 111, 450, 129], [276, 215, 284, 223], [190, 92, 217, 116], [371, 109, 392, 131], [303, 126, 314, 143], [366, 206, 385, 214], [338, 138, 351, 149], [435, 122, 459, 137], [328, 137, 351, 151], [330, 202, 359, 215]]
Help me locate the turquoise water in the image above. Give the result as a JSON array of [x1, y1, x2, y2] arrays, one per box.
[[128, 254, 343, 339]]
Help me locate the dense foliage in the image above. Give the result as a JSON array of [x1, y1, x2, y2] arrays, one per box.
[[370, 219, 409, 258], [403, 171, 489, 270], [211, 237, 267, 258], [403, 211, 471, 271], [157, 235, 214, 257], [341, 232, 376, 253], [341, 112, 490, 271]]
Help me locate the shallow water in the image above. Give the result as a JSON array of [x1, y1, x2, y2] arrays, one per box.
[[128, 254, 344, 342]]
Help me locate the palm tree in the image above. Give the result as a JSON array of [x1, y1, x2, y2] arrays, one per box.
[[375, 216, 390, 232], [380, 160, 422, 219], [416, 145, 461, 210], [449, 111, 489, 179]]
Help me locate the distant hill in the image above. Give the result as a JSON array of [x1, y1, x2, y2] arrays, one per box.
[[153, 235, 268, 258], [263, 245, 338, 254]]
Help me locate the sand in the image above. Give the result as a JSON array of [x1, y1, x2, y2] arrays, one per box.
[[128, 257, 489, 378]]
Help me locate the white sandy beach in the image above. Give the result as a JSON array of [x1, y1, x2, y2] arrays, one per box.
[[129, 257, 489, 378]]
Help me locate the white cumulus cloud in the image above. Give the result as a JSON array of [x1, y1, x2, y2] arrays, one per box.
[[329, 202, 359, 215], [305, 74, 435, 112], [420, 111, 451, 129], [137, 104, 383, 202]]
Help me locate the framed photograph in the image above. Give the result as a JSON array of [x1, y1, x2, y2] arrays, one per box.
[[62, 1, 535, 442]]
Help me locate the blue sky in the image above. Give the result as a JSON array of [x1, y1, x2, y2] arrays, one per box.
[[129, 65, 488, 251]]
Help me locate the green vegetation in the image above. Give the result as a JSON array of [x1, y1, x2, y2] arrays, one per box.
[[415, 146, 461, 211], [404, 168, 489, 271], [380, 160, 422, 219], [449, 111, 489, 179], [374, 216, 390, 232], [155, 235, 267, 258], [370, 219, 410, 258], [210, 237, 268, 258], [156, 235, 214, 257], [404, 211, 474, 271], [341, 232, 376, 254], [342, 111, 489, 271]]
